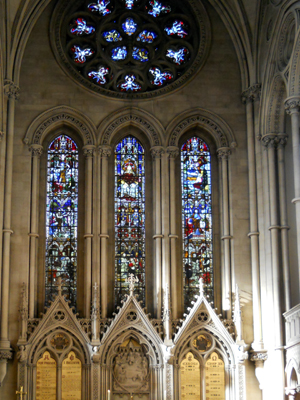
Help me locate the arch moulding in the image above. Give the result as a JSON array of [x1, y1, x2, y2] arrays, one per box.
[[98, 108, 165, 147], [166, 109, 237, 149], [23, 106, 97, 146]]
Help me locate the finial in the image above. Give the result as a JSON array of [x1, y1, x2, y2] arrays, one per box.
[[199, 277, 205, 297], [57, 277, 62, 296], [126, 274, 139, 296], [16, 386, 27, 400]]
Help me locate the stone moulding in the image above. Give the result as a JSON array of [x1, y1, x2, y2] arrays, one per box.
[[166, 108, 237, 149], [98, 107, 164, 147], [23, 106, 97, 146]]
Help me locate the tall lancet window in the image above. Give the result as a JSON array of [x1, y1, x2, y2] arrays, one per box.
[[45, 135, 79, 307], [115, 136, 145, 307], [181, 137, 213, 311]]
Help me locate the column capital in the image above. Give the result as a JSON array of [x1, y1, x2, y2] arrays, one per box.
[[83, 144, 96, 158], [241, 83, 262, 104], [98, 145, 112, 157], [4, 79, 20, 100], [261, 134, 280, 148], [0, 349, 13, 360], [284, 96, 300, 115], [249, 350, 268, 363], [29, 144, 43, 158], [166, 146, 179, 159], [217, 147, 231, 160], [277, 134, 288, 148], [150, 146, 165, 159]]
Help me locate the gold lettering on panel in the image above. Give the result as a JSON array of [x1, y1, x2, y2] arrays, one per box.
[[62, 351, 82, 400], [205, 352, 225, 400], [36, 351, 57, 400], [181, 352, 201, 400]]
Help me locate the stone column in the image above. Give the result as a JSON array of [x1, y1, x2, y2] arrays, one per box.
[[83, 145, 95, 317], [262, 134, 285, 397], [277, 135, 291, 311], [262, 135, 283, 342], [0, 81, 19, 365], [28, 144, 43, 318], [241, 84, 264, 350], [284, 96, 300, 297], [167, 146, 179, 320], [217, 147, 231, 311], [150, 146, 164, 319], [99, 145, 111, 318], [161, 150, 171, 333]]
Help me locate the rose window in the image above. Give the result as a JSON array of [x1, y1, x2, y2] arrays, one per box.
[[52, 0, 210, 98]]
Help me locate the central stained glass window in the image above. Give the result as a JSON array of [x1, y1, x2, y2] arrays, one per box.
[[53, 0, 208, 98], [181, 137, 213, 311], [114, 136, 145, 307], [45, 135, 78, 308]]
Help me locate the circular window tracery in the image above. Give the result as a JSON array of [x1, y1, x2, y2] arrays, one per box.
[[52, 0, 210, 98]]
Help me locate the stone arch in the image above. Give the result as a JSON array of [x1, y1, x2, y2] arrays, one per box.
[[289, 26, 300, 96], [173, 325, 235, 368], [101, 326, 164, 367], [29, 327, 91, 366], [286, 358, 300, 388], [98, 108, 165, 147], [277, 11, 296, 72], [166, 109, 237, 149], [266, 74, 287, 133], [23, 106, 97, 146]]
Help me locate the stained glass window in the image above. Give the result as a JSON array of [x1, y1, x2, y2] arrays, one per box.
[[181, 137, 213, 311], [58, 0, 204, 97], [132, 47, 149, 62], [115, 136, 145, 307], [45, 135, 78, 308]]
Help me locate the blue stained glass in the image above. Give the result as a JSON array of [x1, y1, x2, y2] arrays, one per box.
[[122, 18, 137, 35], [103, 30, 123, 42], [148, 0, 171, 17], [71, 45, 94, 63], [118, 75, 141, 91], [181, 137, 213, 311], [115, 136, 145, 307], [132, 47, 149, 62], [88, 0, 111, 15], [45, 135, 79, 308], [137, 30, 157, 43], [149, 67, 172, 85], [124, 0, 137, 9], [165, 20, 188, 38], [70, 18, 95, 35], [111, 46, 127, 60], [88, 66, 109, 84], [166, 47, 189, 65]]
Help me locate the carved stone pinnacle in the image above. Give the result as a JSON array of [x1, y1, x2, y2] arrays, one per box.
[[126, 274, 139, 296]]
